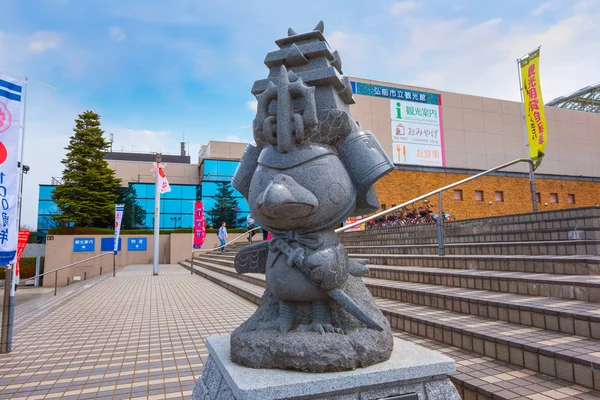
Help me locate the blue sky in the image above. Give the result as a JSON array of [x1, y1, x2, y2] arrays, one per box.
[[1, 0, 599, 228]]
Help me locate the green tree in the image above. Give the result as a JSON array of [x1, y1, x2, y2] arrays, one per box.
[[206, 182, 239, 228], [52, 111, 121, 227], [117, 186, 146, 229]]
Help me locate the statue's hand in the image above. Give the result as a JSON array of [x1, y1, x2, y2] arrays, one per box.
[[304, 245, 348, 291]]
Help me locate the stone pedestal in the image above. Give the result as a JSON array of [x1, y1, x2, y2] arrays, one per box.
[[192, 336, 460, 400]]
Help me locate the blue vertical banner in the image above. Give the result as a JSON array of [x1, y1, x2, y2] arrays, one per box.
[[0, 75, 23, 265], [114, 203, 124, 254]]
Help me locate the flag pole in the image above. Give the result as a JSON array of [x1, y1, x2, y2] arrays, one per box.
[[517, 55, 539, 213], [152, 153, 161, 276]]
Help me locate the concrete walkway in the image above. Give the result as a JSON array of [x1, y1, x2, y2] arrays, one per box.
[[0, 265, 257, 399]]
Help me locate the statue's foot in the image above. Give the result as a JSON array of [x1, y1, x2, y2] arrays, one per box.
[[251, 300, 295, 333], [296, 323, 344, 335], [295, 300, 344, 334]]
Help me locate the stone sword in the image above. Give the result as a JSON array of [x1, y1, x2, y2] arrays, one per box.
[[273, 239, 384, 332]]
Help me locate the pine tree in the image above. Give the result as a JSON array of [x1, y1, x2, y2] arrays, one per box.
[[116, 186, 146, 229], [52, 111, 121, 227], [206, 183, 239, 228]]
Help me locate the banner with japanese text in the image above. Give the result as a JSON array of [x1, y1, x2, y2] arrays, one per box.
[[520, 48, 547, 170], [114, 203, 124, 254], [193, 201, 206, 249], [153, 162, 171, 194], [14, 230, 30, 285], [0, 74, 23, 265]]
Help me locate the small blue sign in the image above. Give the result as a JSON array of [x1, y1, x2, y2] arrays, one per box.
[[73, 238, 95, 252], [101, 238, 121, 252], [128, 237, 147, 251]]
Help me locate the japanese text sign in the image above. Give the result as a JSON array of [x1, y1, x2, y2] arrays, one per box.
[[193, 201, 206, 249], [520, 48, 547, 170], [128, 237, 147, 251], [73, 238, 95, 252], [14, 229, 29, 284], [0, 75, 23, 265]]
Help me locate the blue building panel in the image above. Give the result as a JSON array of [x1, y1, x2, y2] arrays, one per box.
[[101, 237, 121, 251]]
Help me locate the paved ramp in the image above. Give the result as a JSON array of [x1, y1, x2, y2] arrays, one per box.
[[0, 265, 257, 399]]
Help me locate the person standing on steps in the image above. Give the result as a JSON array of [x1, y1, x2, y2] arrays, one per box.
[[246, 214, 256, 242], [218, 221, 228, 252]]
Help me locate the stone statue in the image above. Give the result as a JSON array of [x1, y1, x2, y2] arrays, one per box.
[[230, 21, 394, 372]]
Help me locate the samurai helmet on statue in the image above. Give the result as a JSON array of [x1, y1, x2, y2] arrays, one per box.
[[232, 21, 393, 219]]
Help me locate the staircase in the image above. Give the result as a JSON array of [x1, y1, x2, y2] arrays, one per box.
[[180, 207, 600, 400]]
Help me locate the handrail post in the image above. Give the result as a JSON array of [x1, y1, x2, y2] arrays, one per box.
[[1, 265, 13, 353], [437, 192, 445, 256], [54, 271, 57, 296], [191, 251, 194, 275]]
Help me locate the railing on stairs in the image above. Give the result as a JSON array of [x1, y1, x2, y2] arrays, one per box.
[[335, 158, 537, 256], [189, 227, 262, 274]]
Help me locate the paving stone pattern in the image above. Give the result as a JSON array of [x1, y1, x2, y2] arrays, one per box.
[[0, 265, 256, 400]]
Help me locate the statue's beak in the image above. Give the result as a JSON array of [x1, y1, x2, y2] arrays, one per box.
[[257, 174, 318, 218]]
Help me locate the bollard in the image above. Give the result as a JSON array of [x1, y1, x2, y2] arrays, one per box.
[[437, 192, 445, 256], [191, 253, 194, 275]]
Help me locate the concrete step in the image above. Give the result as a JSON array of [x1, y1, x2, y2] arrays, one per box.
[[178, 261, 600, 399], [366, 265, 600, 303], [376, 298, 600, 391], [344, 240, 600, 257], [347, 253, 600, 275], [364, 276, 600, 339], [341, 227, 600, 246]]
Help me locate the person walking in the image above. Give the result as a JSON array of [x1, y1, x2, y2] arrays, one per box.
[[217, 221, 227, 252], [246, 214, 256, 242]]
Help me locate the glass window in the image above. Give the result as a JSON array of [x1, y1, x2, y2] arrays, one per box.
[[495, 191, 504, 202], [568, 194, 575, 204], [39, 185, 55, 201], [203, 160, 218, 180], [38, 200, 59, 215], [550, 193, 558, 203], [144, 213, 155, 229], [453, 190, 463, 200], [474, 191, 484, 201], [536, 192, 541, 203], [163, 184, 182, 199], [162, 199, 182, 213], [180, 214, 194, 229], [180, 185, 196, 199]]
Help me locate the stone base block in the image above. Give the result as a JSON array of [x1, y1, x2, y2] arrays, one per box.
[[192, 336, 460, 400]]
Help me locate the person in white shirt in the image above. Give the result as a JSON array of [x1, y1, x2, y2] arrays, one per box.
[[246, 214, 256, 242], [217, 221, 228, 252]]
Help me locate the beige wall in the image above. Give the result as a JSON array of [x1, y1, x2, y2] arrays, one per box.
[[107, 160, 199, 186], [349, 77, 600, 177], [44, 234, 170, 287], [200, 141, 247, 161], [44, 233, 223, 287]]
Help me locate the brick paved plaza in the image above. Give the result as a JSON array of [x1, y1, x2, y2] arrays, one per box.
[[0, 265, 256, 399]]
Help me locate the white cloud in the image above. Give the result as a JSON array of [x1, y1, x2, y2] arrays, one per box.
[[108, 27, 125, 42], [28, 31, 63, 53], [226, 135, 242, 142], [533, 2, 552, 16], [327, 0, 600, 102], [246, 100, 257, 112], [389, 1, 421, 15]]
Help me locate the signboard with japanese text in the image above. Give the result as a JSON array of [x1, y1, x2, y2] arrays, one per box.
[[520, 48, 547, 170], [350, 81, 441, 105], [14, 230, 29, 284], [0, 75, 23, 265], [101, 237, 121, 251], [128, 237, 147, 251], [73, 238, 95, 252], [390, 98, 445, 167], [193, 201, 206, 249]]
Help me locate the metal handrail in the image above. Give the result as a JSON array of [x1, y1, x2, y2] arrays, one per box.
[[22, 252, 113, 295], [336, 158, 533, 233], [189, 227, 262, 274]]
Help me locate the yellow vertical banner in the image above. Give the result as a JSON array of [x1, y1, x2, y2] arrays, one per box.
[[520, 48, 547, 170]]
